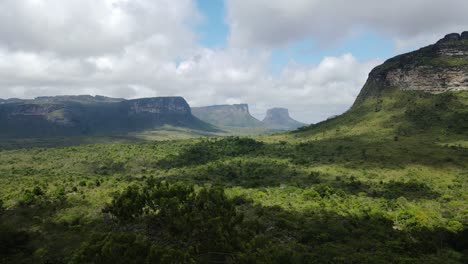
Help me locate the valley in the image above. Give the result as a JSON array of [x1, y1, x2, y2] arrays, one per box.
[[0, 33, 467, 263]]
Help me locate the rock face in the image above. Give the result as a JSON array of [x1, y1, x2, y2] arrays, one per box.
[[262, 108, 306, 130], [0, 96, 211, 138], [354, 32, 468, 106], [192, 104, 264, 128], [126, 97, 191, 115], [8, 104, 64, 116]]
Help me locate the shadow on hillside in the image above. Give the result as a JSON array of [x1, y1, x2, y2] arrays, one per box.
[[0, 135, 145, 150], [232, 202, 467, 263], [0, 198, 110, 263], [262, 134, 468, 169], [155, 132, 466, 173], [168, 168, 441, 201], [1, 187, 466, 263]]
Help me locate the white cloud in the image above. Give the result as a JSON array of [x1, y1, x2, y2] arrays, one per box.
[[0, 43, 378, 123], [226, 0, 468, 49], [1, 0, 464, 124], [0, 0, 199, 57]]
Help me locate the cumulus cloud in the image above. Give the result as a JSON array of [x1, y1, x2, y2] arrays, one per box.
[[226, 0, 468, 49], [2, 0, 463, 123], [0, 0, 199, 57], [0, 43, 377, 122]]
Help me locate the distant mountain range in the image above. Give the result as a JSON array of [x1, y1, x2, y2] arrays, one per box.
[[0, 96, 215, 138], [0, 95, 306, 139], [192, 104, 306, 131]]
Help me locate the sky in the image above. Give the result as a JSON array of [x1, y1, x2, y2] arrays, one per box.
[[0, 0, 467, 123]]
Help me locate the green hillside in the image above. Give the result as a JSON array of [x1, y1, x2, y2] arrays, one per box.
[[1, 91, 467, 263], [1, 34, 468, 263]]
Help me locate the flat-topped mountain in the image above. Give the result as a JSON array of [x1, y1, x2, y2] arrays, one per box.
[[34, 95, 125, 103], [192, 104, 264, 128], [193, 104, 305, 131], [354, 31, 468, 106], [262, 108, 306, 130], [0, 96, 213, 138]]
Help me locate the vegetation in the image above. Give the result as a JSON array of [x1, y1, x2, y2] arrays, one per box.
[[0, 91, 467, 263]]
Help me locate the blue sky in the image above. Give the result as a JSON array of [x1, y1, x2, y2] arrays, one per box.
[[196, 0, 228, 48], [0, 0, 466, 123], [196, 0, 395, 74]]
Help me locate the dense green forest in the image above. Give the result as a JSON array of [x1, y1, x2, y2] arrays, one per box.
[[0, 91, 467, 263]]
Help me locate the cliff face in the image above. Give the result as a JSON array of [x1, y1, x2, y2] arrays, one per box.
[[0, 96, 210, 138], [192, 104, 263, 128], [8, 104, 64, 116], [262, 108, 306, 130], [126, 97, 191, 115], [354, 32, 468, 106]]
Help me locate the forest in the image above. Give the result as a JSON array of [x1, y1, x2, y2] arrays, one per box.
[[0, 91, 467, 263]]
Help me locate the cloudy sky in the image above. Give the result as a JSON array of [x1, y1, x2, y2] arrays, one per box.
[[0, 0, 467, 123]]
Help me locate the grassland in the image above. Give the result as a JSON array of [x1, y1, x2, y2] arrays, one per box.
[[0, 91, 467, 263]]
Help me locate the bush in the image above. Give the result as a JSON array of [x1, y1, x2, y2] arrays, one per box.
[[32, 186, 44, 196], [100, 180, 245, 262], [19, 190, 37, 206]]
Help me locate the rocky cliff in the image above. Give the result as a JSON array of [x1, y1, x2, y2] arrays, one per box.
[[126, 97, 191, 115], [354, 32, 468, 106], [0, 96, 212, 138], [192, 104, 264, 128], [262, 108, 306, 130]]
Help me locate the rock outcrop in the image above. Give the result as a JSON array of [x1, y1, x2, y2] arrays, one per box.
[[262, 108, 306, 130], [354, 32, 468, 106], [126, 97, 191, 115], [192, 104, 264, 128]]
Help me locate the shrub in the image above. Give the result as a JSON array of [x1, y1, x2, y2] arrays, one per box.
[[19, 190, 37, 206], [100, 180, 245, 262], [32, 186, 44, 196]]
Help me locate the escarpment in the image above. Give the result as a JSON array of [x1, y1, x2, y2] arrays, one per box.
[[354, 32, 468, 106]]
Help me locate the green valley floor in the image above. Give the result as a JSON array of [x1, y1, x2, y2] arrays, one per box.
[[0, 91, 467, 263]]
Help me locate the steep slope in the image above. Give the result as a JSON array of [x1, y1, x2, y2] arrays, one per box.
[[291, 32, 468, 141], [354, 32, 468, 106], [0, 96, 215, 138], [192, 104, 264, 128], [262, 108, 306, 130]]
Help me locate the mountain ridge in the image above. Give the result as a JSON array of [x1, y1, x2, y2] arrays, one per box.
[[354, 31, 468, 106], [0, 96, 216, 138]]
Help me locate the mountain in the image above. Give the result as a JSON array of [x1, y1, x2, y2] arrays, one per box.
[[262, 108, 306, 130], [354, 31, 468, 106], [192, 104, 264, 128], [0, 96, 215, 138], [34, 95, 125, 103], [192, 104, 306, 132], [294, 32, 468, 139], [1, 33, 468, 264]]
